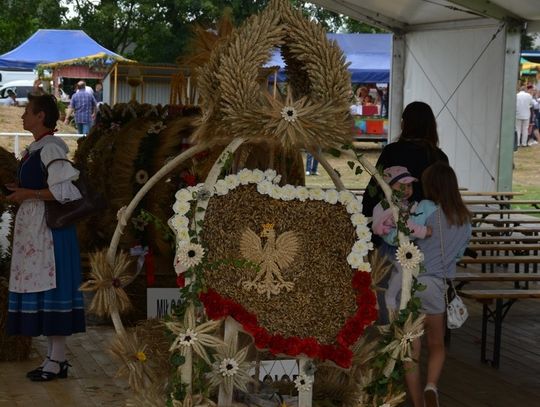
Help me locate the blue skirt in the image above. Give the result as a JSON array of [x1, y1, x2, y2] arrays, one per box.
[[7, 226, 86, 336]]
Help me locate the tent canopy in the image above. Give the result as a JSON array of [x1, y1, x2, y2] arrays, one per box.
[[267, 33, 392, 83], [0, 29, 131, 70]]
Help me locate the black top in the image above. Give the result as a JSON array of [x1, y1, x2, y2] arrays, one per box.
[[361, 140, 449, 217]]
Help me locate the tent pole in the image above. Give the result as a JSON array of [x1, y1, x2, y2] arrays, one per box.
[[113, 64, 118, 105], [388, 34, 405, 143]]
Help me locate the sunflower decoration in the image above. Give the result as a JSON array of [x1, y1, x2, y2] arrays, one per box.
[[110, 330, 157, 390], [294, 373, 314, 392], [164, 303, 223, 365], [80, 249, 133, 317], [395, 241, 424, 274], [380, 313, 425, 377], [207, 336, 253, 394]]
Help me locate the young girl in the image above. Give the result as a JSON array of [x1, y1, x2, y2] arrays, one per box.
[[404, 162, 471, 407], [372, 166, 433, 313]]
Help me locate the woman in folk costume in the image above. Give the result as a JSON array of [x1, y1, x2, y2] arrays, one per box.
[[5, 93, 85, 381]]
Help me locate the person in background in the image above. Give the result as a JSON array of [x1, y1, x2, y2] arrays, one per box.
[[5, 93, 85, 381], [516, 85, 533, 147], [371, 166, 432, 314], [404, 162, 471, 407], [1, 89, 18, 106], [362, 101, 449, 221], [94, 82, 103, 103], [305, 151, 319, 176], [64, 81, 97, 135]]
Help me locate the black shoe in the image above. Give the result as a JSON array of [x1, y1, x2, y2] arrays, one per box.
[[26, 356, 49, 378], [29, 359, 71, 381]]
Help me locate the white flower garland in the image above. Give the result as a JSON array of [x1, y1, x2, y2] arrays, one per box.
[[168, 169, 372, 273]]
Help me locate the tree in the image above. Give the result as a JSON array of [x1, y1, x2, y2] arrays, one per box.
[[0, 0, 67, 54]]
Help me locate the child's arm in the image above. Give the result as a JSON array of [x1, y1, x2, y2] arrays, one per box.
[[372, 203, 399, 245], [407, 200, 437, 239]]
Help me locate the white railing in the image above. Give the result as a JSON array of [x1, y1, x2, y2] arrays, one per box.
[[0, 132, 85, 156]]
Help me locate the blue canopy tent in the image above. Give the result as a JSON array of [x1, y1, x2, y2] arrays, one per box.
[[0, 29, 130, 70], [266, 33, 392, 83]]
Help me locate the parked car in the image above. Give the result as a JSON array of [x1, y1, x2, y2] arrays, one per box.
[[0, 80, 34, 106], [0, 70, 36, 86]]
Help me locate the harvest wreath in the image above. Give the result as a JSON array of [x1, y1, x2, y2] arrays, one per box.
[[168, 169, 377, 369]]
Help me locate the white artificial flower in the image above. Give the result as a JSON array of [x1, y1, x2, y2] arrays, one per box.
[[263, 169, 277, 181], [396, 241, 424, 272], [219, 358, 240, 377], [177, 329, 198, 347], [293, 374, 314, 392], [352, 240, 373, 256], [170, 214, 189, 230], [347, 251, 364, 268], [351, 213, 368, 226], [338, 190, 355, 205], [251, 169, 265, 183], [172, 200, 191, 215], [256, 180, 273, 195], [176, 242, 205, 269], [325, 189, 339, 204], [281, 106, 298, 123], [174, 257, 187, 275], [356, 225, 371, 240], [148, 121, 166, 134], [296, 186, 310, 202], [237, 169, 253, 185], [224, 174, 240, 190], [346, 199, 362, 214], [175, 227, 190, 242], [175, 189, 194, 203], [214, 179, 229, 195], [196, 187, 213, 201], [280, 184, 297, 201], [356, 261, 372, 272], [309, 187, 326, 201], [272, 174, 282, 184], [268, 184, 282, 199]]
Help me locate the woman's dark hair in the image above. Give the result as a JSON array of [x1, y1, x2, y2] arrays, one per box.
[[28, 93, 59, 129], [422, 162, 471, 226], [400, 101, 439, 148]]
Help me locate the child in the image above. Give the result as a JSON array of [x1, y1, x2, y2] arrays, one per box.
[[404, 162, 471, 407], [372, 166, 433, 312]]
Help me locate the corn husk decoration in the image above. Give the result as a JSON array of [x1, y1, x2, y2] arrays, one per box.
[[80, 249, 133, 317], [380, 313, 425, 377], [207, 337, 253, 394], [164, 304, 224, 365], [110, 330, 157, 390]]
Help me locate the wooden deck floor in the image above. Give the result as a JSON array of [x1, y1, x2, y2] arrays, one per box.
[[1, 268, 539, 406]]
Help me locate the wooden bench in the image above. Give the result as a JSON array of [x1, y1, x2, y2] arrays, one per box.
[[470, 236, 540, 243], [472, 227, 540, 235], [459, 289, 540, 368], [464, 199, 540, 208], [460, 191, 523, 199], [459, 255, 540, 274], [471, 209, 540, 216]]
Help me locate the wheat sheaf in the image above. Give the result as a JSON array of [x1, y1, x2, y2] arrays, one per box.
[[193, 0, 352, 151]]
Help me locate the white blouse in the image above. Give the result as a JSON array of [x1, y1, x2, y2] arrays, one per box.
[[9, 135, 82, 293]]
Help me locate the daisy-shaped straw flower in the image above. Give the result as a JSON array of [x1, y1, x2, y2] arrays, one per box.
[[175, 242, 205, 269], [164, 304, 223, 365], [395, 241, 424, 273], [207, 337, 253, 394]]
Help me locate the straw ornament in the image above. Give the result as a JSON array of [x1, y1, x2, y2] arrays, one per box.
[[207, 337, 253, 394], [110, 331, 157, 390], [165, 304, 224, 365], [80, 249, 133, 317], [193, 0, 351, 150]]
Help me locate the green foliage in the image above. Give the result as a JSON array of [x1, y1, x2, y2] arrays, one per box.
[[0, 0, 66, 54]]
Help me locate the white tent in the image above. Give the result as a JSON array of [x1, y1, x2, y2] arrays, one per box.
[[312, 0, 540, 191]]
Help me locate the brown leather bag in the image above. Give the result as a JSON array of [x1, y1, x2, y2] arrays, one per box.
[[44, 158, 105, 229]]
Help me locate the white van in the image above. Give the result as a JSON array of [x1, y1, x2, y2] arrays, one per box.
[[0, 70, 36, 86], [0, 80, 35, 106]]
